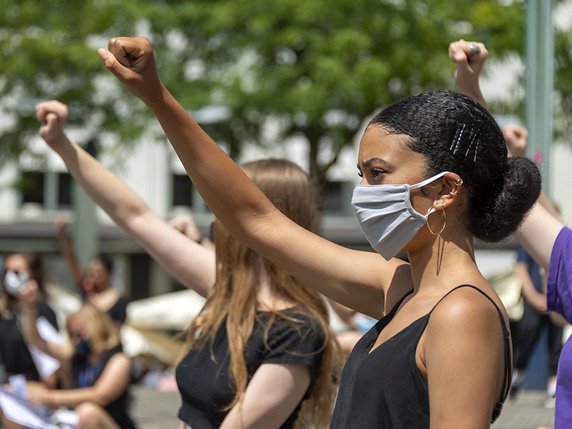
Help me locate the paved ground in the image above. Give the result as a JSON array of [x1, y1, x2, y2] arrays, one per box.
[[131, 386, 556, 428]]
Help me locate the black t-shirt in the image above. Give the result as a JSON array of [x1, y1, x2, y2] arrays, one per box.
[[175, 308, 325, 428], [0, 302, 58, 381]]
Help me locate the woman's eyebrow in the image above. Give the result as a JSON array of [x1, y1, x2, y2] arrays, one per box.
[[360, 158, 392, 169]]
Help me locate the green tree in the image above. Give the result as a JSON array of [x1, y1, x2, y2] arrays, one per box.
[[0, 0, 527, 184]]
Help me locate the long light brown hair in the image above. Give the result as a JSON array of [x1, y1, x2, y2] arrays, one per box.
[[186, 158, 342, 427]]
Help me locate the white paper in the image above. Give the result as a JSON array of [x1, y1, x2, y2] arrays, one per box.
[[36, 317, 65, 345], [28, 317, 66, 379], [0, 388, 56, 429], [0, 387, 77, 429]]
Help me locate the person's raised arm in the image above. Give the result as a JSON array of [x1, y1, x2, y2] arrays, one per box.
[[36, 100, 215, 297], [449, 39, 564, 271], [448, 39, 488, 108], [97, 37, 409, 318], [55, 217, 85, 287], [502, 125, 564, 271]]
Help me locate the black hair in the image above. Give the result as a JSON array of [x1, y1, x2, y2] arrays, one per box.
[[369, 91, 541, 242], [94, 253, 114, 274]]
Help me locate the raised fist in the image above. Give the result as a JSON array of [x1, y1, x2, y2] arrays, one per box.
[[98, 37, 164, 104], [36, 100, 68, 146], [448, 39, 488, 94], [502, 124, 528, 158]]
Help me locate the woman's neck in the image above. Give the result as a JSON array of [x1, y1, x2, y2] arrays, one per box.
[[254, 261, 295, 311], [407, 233, 480, 294]]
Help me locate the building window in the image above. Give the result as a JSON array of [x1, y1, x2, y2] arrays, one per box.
[[129, 253, 150, 300], [172, 174, 194, 207], [19, 171, 74, 210], [19, 171, 45, 205], [57, 172, 72, 208], [320, 180, 344, 214]]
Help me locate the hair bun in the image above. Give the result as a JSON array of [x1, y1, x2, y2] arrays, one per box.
[[472, 156, 541, 242]]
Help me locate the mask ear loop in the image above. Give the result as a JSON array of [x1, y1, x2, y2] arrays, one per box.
[[426, 206, 446, 236]]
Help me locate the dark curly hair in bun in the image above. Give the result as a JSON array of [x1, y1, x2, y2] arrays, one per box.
[[369, 91, 541, 242]]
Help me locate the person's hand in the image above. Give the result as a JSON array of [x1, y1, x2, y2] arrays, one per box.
[[98, 37, 164, 105], [35, 100, 68, 148], [448, 39, 488, 97], [169, 215, 202, 243], [55, 214, 70, 234], [19, 280, 41, 311], [26, 383, 50, 407], [502, 124, 528, 158], [529, 292, 548, 314]]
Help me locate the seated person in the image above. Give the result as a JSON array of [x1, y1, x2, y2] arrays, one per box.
[[2, 283, 136, 429]]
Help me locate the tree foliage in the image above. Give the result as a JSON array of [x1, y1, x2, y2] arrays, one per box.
[[0, 0, 529, 182]]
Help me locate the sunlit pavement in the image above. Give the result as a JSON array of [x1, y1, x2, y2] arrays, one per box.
[[130, 386, 555, 429]]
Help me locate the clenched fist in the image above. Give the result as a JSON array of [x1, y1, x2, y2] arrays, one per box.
[[36, 100, 68, 147], [98, 37, 164, 105]]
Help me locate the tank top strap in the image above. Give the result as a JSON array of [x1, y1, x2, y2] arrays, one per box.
[[427, 284, 512, 423]]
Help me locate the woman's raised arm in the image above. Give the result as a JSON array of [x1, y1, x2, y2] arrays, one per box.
[[98, 37, 410, 317], [36, 100, 215, 297]]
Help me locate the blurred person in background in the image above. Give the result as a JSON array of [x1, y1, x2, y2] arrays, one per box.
[[0, 252, 60, 426], [13, 288, 136, 429], [503, 127, 563, 404], [36, 100, 341, 429], [56, 218, 128, 328], [0, 252, 59, 384]]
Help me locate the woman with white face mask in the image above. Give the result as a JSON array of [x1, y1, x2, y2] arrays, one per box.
[[94, 37, 541, 427], [0, 253, 59, 383], [0, 253, 59, 428]]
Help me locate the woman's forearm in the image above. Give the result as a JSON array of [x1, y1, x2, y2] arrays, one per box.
[[47, 387, 103, 408], [145, 87, 276, 245], [516, 202, 564, 271], [52, 135, 152, 230]]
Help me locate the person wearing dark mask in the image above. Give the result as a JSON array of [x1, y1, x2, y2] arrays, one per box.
[[11, 288, 136, 429]]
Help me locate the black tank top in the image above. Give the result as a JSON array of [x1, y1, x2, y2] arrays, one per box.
[[330, 285, 511, 428]]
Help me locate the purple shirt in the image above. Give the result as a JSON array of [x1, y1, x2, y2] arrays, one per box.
[[548, 226, 572, 428]]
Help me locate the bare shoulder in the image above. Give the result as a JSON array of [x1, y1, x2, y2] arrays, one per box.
[[106, 352, 131, 370], [428, 286, 506, 337]]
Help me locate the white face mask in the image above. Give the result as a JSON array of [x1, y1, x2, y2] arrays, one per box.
[[4, 271, 29, 296], [351, 171, 449, 260]]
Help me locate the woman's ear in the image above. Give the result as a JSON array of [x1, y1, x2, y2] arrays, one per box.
[[433, 173, 463, 210]]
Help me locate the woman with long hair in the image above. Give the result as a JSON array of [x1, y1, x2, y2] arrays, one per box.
[[96, 37, 543, 427], [35, 101, 341, 428], [16, 298, 136, 429], [0, 252, 58, 383]]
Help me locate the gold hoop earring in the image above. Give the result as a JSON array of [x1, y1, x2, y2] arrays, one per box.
[[426, 208, 446, 236]]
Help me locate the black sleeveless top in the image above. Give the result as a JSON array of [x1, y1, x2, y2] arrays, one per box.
[[331, 285, 511, 428], [73, 345, 136, 429]]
